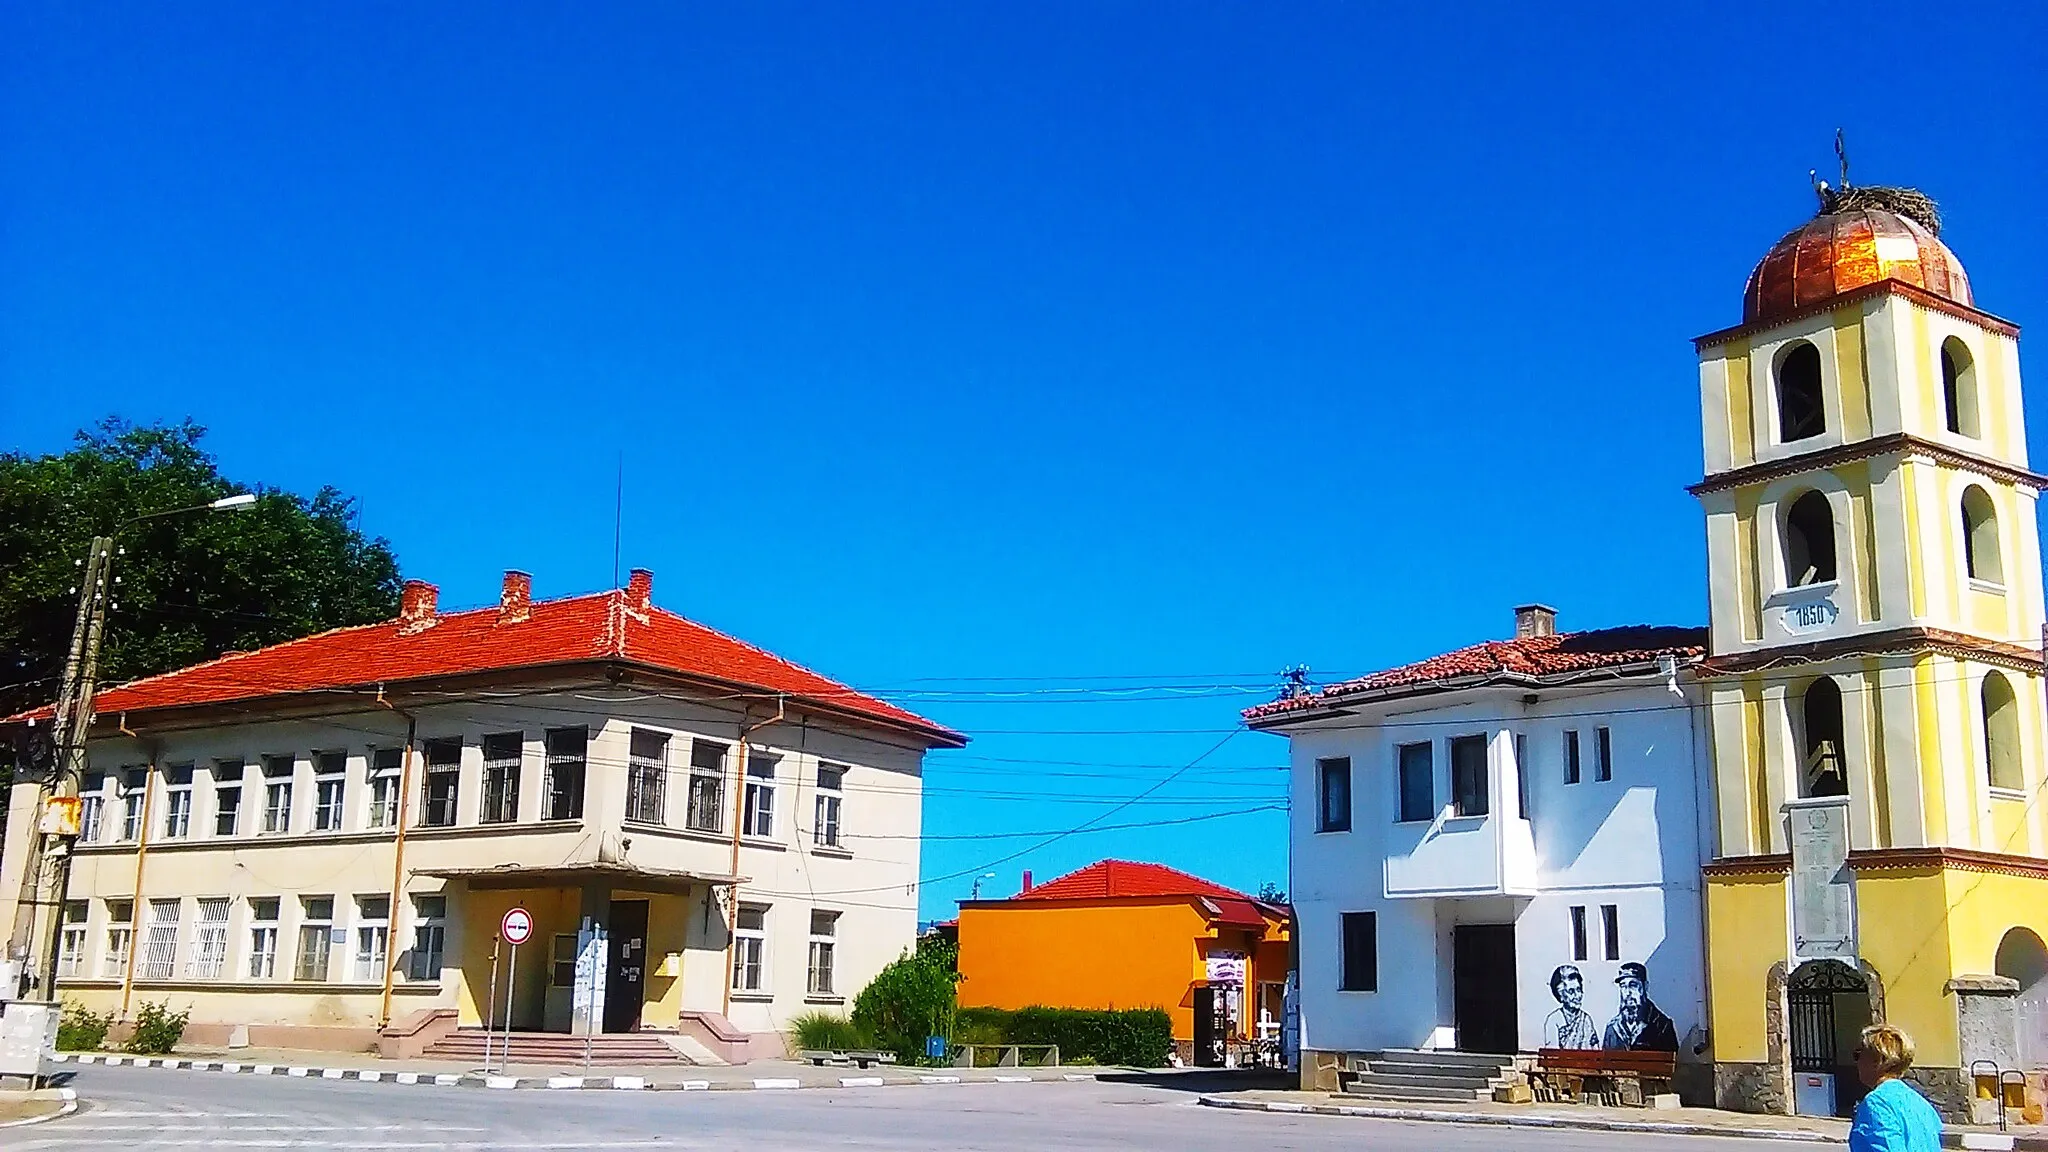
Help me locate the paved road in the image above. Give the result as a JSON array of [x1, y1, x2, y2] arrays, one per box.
[[23, 1064, 1802, 1151]]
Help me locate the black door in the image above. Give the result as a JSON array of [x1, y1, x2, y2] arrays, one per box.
[[1192, 987, 1222, 1066], [604, 900, 649, 1033], [1452, 924, 1519, 1054]]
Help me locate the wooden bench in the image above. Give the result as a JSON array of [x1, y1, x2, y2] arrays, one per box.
[[1531, 1049, 1677, 1106]]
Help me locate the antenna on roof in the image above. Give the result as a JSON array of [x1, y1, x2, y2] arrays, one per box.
[[612, 451, 624, 591], [1275, 665, 1312, 702], [1836, 128, 1851, 193]]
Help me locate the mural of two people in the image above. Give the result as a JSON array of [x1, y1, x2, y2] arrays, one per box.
[[1542, 961, 1678, 1051]]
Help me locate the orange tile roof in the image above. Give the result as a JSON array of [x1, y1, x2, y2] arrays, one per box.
[[12, 575, 965, 748], [1006, 860, 1283, 927], [1245, 624, 1706, 722]]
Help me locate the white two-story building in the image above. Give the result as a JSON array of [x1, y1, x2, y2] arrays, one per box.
[[1, 569, 964, 1061], [1246, 605, 1715, 1090]]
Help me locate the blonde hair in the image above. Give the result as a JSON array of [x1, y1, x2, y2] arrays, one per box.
[[1859, 1023, 1915, 1078]]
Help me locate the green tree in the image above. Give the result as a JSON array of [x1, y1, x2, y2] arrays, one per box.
[[1, 419, 402, 772], [852, 944, 964, 1065]]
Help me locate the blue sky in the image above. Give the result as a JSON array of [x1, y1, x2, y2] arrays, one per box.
[[4, 3, 2043, 920]]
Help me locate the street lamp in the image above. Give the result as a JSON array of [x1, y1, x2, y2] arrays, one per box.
[[968, 873, 998, 901], [20, 493, 257, 1001]]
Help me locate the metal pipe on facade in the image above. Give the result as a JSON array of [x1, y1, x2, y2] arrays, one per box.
[[376, 686, 419, 1030], [117, 721, 159, 1022], [721, 694, 785, 1019]]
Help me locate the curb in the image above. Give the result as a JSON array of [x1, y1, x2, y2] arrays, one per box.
[[1197, 1096, 2048, 1149], [52, 1053, 1096, 1093], [0, 1087, 78, 1130]]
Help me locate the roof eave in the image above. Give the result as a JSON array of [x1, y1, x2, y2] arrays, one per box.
[[1246, 656, 1699, 729]]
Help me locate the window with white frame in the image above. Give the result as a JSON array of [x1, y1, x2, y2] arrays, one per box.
[[353, 896, 390, 983], [731, 904, 767, 992], [161, 763, 194, 839], [686, 740, 727, 833], [407, 895, 446, 981], [313, 750, 347, 831], [138, 897, 181, 980], [190, 897, 231, 978], [213, 759, 244, 836], [368, 747, 401, 828], [626, 729, 669, 824], [807, 910, 839, 996], [421, 739, 461, 827], [261, 754, 295, 833], [119, 767, 148, 841], [814, 765, 845, 848], [247, 898, 280, 978], [102, 899, 133, 978], [78, 771, 105, 842], [743, 754, 778, 838], [481, 732, 521, 824], [543, 728, 586, 821], [57, 901, 88, 976], [295, 896, 334, 981]]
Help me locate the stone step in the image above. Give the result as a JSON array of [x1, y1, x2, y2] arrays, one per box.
[[1371, 1048, 1517, 1069], [1342, 1081, 1494, 1103], [420, 1031, 689, 1064], [1356, 1068, 1503, 1090]]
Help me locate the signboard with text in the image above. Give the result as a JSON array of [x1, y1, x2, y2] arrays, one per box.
[[1787, 798, 1856, 962]]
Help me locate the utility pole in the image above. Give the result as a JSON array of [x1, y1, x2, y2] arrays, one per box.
[[9, 536, 113, 1000]]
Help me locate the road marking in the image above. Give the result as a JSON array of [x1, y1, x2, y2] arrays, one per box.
[[486, 1075, 520, 1089], [287, 1066, 312, 1077], [396, 1072, 420, 1084], [838, 1076, 885, 1087], [323, 1068, 347, 1079], [610, 1076, 646, 1090], [752, 1077, 800, 1089], [994, 1075, 1031, 1082], [434, 1074, 463, 1086], [252, 1063, 275, 1074], [680, 1080, 711, 1091], [221, 1062, 243, 1072], [360, 1070, 384, 1082], [918, 1074, 961, 1084], [547, 1076, 585, 1089]]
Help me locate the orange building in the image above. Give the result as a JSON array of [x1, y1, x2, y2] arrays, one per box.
[[956, 860, 1291, 1064]]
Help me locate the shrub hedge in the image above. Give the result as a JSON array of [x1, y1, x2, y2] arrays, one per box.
[[952, 1005, 1172, 1067]]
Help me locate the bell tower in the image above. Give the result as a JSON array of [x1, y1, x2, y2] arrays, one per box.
[[1695, 174, 2048, 1118]]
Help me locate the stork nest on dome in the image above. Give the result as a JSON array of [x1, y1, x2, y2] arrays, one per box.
[[1819, 184, 1942, 235]]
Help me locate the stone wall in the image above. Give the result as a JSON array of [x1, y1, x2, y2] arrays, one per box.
[[1714, 1060, 1788, 1114]]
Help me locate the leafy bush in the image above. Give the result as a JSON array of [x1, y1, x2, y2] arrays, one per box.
[[950, 1006, 1172, 1067], [126, 1000, 190, 1055], [56, 1001, 112, 1052], [851, 947, 963, 1065], [790, 1010, 871, 1052]]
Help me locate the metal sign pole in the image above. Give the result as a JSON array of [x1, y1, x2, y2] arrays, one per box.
[[582, 922, 595, 1071], [482, 936, 501, 1073], [500, 942, 517, 1074]]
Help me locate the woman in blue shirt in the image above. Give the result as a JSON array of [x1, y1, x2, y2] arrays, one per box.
[[1849, 1024, 1943, 1152]]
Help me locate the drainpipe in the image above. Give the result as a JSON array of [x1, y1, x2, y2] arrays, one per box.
[[117, 718, 159, 1022], [376, 686, 419, 1030], [722, 695, 785, 1019]]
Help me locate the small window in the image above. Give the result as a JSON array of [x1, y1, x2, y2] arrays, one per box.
[[247, 897, 280, 978], [1942, 337, 1980, 438], [1983, 671, 2023, 792], [1317, 757, 1352, 832], [814, 764, 846, 848], [543, 728, 587, 822], [57, 900, 89, 976], [312, 751, 346, 831], [103, 899, 134, 978], [212, 760, 244, 837], [1962, 485, 2003, 585], [1449, 735, 1488, 817], [408, 895, 447, 982], [296, 896, 335, 982], [259, 756, 294, 835], [807, 910, 840, 996], [481, 733, 521, 824], [1339, 912, 1377, 992], [1776, 340, 1826, 442], [1570, 905, 1588, 962], [138, 898, 181, 980], [732, 904, 768, 992], [367, 747, 402, 829], [687, 740, 728, 834], [1396, 743, 1433, 823], [421, 738, 461, 827], [1600, 904, 1620, 961], [161, 763, 194, 839], [353, 896, 391, 982], [1514, 733, 1530, 819], [1784, 490, 1838, 586], [743, 753, 779, 839], [626, 729, 668, 824], [1595, 727, 1613, 783], [1563, 730, 1581, 785], [119, 767, 148, 841], [190, 897, 231, 979]]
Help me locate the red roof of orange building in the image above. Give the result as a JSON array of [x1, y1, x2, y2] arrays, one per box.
[[1244, 624, 1706, 722], [10, 571, 965, 748], [1004, 859, 1283, 928]]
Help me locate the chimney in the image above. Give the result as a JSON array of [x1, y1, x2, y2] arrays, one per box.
[[1514, 604, 1558, 640], [1021, 870, 1033, 894], [399, 580, 439, 633], [625, 568, 653, 612], [498, 570, 532, 625]]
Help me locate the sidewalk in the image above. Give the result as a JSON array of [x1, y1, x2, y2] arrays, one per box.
[[1198, 1089, 2048, 1149], [52, 1044, 1096, 1092], [0, 1088, 78, 1129]]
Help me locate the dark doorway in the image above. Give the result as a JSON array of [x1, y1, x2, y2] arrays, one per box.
[[604, 900, 649, 1033], [1453, 925, 1519, 1054], [1788, 959, 1871, 1117], [1192, 986, 1227, 1067]]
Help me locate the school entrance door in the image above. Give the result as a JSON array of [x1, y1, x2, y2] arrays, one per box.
[[1453, 924, 1519, 1054]]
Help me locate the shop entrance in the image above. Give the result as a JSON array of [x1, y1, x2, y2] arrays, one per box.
[[603, 900, 649, 1033]]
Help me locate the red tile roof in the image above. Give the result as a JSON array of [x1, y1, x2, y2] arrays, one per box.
[[1244, 625, 1707, 722], [12, 575, 965, 748], [1006, 860, 1283, 927]]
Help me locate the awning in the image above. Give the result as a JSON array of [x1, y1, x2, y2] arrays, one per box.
[[414, 861, 748, 895]]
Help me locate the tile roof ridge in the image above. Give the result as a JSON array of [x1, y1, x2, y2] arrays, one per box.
[[640, 603, 883, 699]]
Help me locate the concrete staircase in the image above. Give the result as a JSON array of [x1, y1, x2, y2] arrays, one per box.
[[1339, 1049, 1519, 1103], [419, 1029, 694, 1066]]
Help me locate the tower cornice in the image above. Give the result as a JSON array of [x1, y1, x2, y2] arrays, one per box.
[[1696, 624, 2044, 677], [1689, 431, 2048, 497], [1695, 277, 2020, 351]]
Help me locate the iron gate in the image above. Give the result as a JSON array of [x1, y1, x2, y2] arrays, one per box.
[[1788, 960, 1867, 1072]]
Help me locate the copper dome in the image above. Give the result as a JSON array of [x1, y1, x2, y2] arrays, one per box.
[[1742, 207, 1971, 325]]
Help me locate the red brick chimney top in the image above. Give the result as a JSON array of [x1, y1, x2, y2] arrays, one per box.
[[625, 568, 653, 611], [398, 580, 439, 632], [498, 571, 532, 625]]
